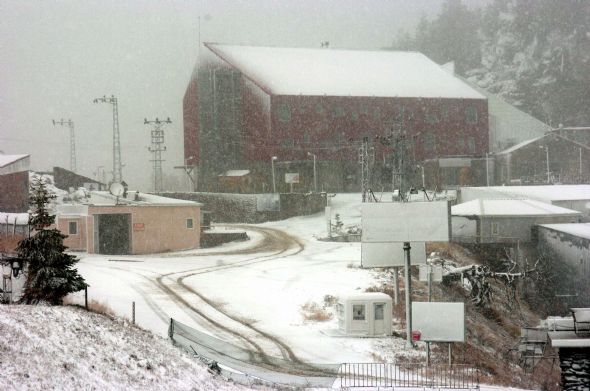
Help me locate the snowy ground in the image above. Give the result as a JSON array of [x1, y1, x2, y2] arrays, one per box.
[[65, 193, 534, 390], [70, 193, 414, 365]]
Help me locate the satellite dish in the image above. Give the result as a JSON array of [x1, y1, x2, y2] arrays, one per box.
[[109, 182, 124, 197]]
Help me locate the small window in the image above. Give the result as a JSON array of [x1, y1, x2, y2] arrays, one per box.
[[186, 218, 194, 229], [332, 106, 345, 118], [352, 304, 365, 320], [491, 222, 499, 236], [425, 110, 439, 124], [466, 106, 478, 124], [374, 304, 384, 320], [468, 137, 476, 154], [281, 139, 294, 148], [68, 221, 77, 235], [424, 132, 436, 152], [277, 103, 291, 122]]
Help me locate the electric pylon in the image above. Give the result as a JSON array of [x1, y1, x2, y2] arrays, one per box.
[[94, 95, 123, 184], [144, 117, 171, 193], [52, 118, 76, 172]]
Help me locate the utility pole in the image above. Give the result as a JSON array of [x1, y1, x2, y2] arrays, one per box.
[[52, 118, 76, 172], [359, 136, 374, 202], [144, 117, 171, 193], [94, 95, 123, 184]]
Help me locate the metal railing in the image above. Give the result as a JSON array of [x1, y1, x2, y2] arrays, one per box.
[[338, 362, 479, 389]]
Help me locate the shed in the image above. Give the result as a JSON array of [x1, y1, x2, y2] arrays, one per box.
[[337, 292, 392, 337], [56, 191, 203, 255], [452, 198, 581, 244]]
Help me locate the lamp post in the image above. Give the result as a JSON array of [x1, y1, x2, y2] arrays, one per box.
[[539, 145, 550, 183], [271, 156, 278, 193], [307, 152, 317, 193]]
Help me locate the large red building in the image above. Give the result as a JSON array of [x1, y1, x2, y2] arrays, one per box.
[[183, 44, 488, 192]]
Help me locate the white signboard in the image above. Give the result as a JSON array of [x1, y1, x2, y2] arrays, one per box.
[[285, 173, 300, 184], [412, 302, 465, 342], [361, 242, 426, 267], [362, 201, 450, 243], [419, 265, 443, 282]]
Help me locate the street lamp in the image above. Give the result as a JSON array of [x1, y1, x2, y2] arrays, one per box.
[[539, 145, 550, 183], [271, 156, 278, 193], [307, 152, 317, 193]]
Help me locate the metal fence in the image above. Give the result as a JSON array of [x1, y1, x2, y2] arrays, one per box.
[[338, 362, 479, 389], [169, 318, 339, 388], [169, 318, 479, 390]]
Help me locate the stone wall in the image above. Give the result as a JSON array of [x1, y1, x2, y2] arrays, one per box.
[[159, 192, 325, 223]]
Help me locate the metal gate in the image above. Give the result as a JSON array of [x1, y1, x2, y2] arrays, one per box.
[[338, 362, 479, 389]]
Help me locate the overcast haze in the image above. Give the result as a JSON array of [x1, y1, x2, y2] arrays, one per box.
[[1, 0, 472, 191]]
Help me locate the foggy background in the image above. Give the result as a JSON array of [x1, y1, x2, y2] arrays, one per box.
[[0, 0, 485, 191]]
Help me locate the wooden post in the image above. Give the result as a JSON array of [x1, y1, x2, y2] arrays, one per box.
[[448, 342, 452, 365], [393, 267, 399, 305], [84, 287, 88, 310], [132, 301, 135, 324]]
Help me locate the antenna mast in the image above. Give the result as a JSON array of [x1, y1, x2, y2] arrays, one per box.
[[94, 95, 123, 183], [52, 118, 76, 172], [145, 117, 171, 192]]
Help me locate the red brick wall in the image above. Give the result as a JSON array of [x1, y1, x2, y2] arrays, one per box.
[[262, 95, 488, 162], [0, 171, 29, 212]]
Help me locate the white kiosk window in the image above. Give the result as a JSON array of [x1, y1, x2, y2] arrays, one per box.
[[352, 304, 365, 320], [374, 303, 384, 320]]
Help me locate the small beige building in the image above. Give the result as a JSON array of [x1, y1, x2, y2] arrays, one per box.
[[56, 191, 202, 255]]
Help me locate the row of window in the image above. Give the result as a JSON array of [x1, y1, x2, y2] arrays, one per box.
[[66, 218, 195, 235], [276, 103, 479, 124]]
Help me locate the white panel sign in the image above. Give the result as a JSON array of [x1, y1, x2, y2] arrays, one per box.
[[285, 173, 300, 184], [362, 201, 450, 243], [419, 265, 444, 282], [362, 242, 426, 267], [412, 302, 465, 342]]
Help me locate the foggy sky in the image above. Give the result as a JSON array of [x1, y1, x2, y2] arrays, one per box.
[[0, 0, 479, 191]]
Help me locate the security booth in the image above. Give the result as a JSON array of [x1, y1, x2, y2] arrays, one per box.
[[337, 292, 392, 337]]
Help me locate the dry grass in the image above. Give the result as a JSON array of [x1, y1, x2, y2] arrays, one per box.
[[63, 296, 116, 318], [300, 301, 333, 322]]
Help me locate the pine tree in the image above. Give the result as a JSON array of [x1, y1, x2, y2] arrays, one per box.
[[17, 176, 87, 305]]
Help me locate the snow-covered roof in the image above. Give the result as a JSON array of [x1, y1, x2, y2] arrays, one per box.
[[340, 292, 392, 302], [218, 170, 250, 177], [206, 43, 486, 99], [538, 223, 590, 240], [452, 198, 581, 217], [0, 153, 29, 168], [460, 185, 590, 202], [497, 132, 590, 155], [78, 191, 202, 207]]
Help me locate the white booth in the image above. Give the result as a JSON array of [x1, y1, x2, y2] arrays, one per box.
[[337, 292, 392, 337]]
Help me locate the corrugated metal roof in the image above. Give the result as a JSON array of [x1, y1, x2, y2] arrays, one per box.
[[452, 198, 581, 217]]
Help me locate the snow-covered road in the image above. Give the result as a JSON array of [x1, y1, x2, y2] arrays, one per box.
[[71, 193, 420, 367]]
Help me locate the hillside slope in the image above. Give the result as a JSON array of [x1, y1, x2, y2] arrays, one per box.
[[0, 305, 250, 390]]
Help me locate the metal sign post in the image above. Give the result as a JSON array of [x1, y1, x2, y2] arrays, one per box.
[[404, 242, 413, 349]]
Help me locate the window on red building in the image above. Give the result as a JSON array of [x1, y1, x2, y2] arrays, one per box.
[[466, 106, 478, 124], [277, 103, 291, 122]]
